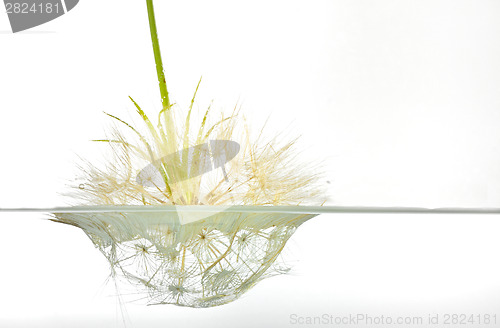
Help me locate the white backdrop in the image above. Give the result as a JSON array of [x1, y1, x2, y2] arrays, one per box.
[[1, 0, 500, 327]]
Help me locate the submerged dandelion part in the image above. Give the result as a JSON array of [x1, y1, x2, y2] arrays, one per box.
[[54, 209, 318, 307]]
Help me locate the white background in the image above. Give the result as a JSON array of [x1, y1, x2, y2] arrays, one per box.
[[1, 0, 500, 327]]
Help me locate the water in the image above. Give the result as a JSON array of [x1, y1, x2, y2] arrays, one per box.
[[1, 205, 500, 214]]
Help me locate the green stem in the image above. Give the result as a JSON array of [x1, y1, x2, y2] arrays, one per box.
[[146, 0, 170, 110], [146, 0, 176, 155]]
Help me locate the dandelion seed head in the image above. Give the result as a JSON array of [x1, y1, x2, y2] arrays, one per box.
[[54, 94, 327, 307]]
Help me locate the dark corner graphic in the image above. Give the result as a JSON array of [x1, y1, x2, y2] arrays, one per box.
[[4, 0, 79, 33]]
